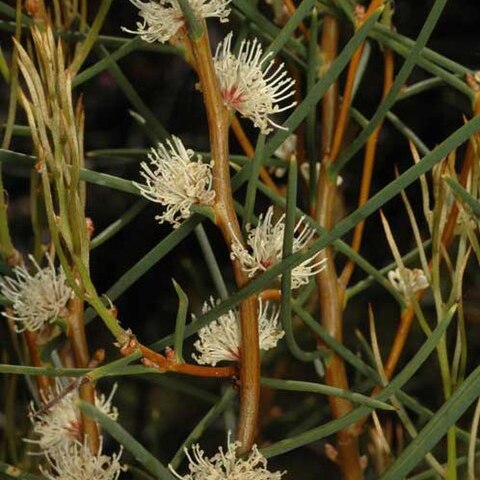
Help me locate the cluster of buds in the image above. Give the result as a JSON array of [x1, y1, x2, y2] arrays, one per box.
[[387, 267, 429, 295]]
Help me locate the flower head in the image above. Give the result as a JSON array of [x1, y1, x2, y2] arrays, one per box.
[[122, 0, 230, 44], [214, 32, 296, 134], [28, 381, 118, 453], [230, 206, 325, 289], [169, 432, 285, 479], [388, 267, 429, 295], [193, 298, 284, 366], [134, 136, 215, 228], [42, 438, 125, 480], [0, 254, 72, 332]]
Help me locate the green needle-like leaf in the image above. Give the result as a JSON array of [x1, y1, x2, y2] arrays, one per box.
[[78, 401, 176, 480]]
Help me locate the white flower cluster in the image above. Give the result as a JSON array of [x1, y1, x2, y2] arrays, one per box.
[[213, 32, 296, 134], [134, 136, 215, 228], [388, 267, 429, 295], [42, 438, 125, 480], [169, 432, 286, 479], [231, 206, 325, 289], [28, 382, 118, 452], [193, 297, 284, 366], [0, 254, 72, 332], [27, 381, 125, 480], [123, 0, 230, 43]]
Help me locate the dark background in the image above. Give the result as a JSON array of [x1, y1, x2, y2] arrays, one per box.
[[1, 1, 480, 478]]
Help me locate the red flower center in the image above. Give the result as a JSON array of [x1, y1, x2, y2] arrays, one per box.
[[222, 86, 244, 109]]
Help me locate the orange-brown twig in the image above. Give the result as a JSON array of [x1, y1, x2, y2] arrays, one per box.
[[187, 29, 259, 452], [339, 48, 394, 288], [67, 289, 99, 453], [24, 329, 51, 394], [329, 0, 384, 164], [118, 332, 237, 378], [316, 13, 363, 480], [282, 0, 310, 40]]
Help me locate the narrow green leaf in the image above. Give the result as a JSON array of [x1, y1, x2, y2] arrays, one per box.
[[170, 388, 236, 469], [73, 37, 143, 87], [243, 134, 265, 232], [264, 10, 381, 157], [78, 401, 176, 480], [95, 44, 168, 142], [261, 307, 455, 458], [0, 2, 31, 26], [292, 302, 377, 379], [0, 364, 88, 376], [373, 22, 471, 77], [172, 279, 189, 363], [85, 216, 202, 324], [306, 8, 319, 206], [281, 159, 321, 361], [0, 149, 139, 195], [264, 0, 316, 58], [444, 176, 480, 217], [194, 225, 229, 300], [380, 360, 480, 479], [397, 77, 446, 101], [70, 0, 114, 75], [332, 0, 450, 175], [90, 198, 149, 250], [88, 354, 141, 381], [231, 0, 307, 59], [177, 0, 204, 40], [260, 377, 394, 411]]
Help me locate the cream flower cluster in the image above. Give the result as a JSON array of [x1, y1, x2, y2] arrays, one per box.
[[42, 438, 125, 480], [0, 254, 72, 332], [27, 381, 124, 480], [193, 297, 284, 366], [213, 32, 296, 134], [134, 136, 215, 228], [169, 432, 286, 479], [388, 267, 429, 295], [28, 382, 118, 452], [123, 0, 230, 43], [231, 206, 325, 289]]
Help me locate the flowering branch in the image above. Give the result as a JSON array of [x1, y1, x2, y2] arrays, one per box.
[[178, 0, 260, 451]]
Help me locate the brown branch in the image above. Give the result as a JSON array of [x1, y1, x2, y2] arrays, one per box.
[[119, 334, 237, 378], [24, 329, 51, 394], [67, 287, 99, 453], [329, 0, 384, 164], [187, 30, 259, 452], [316, 14, 363, 480]]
